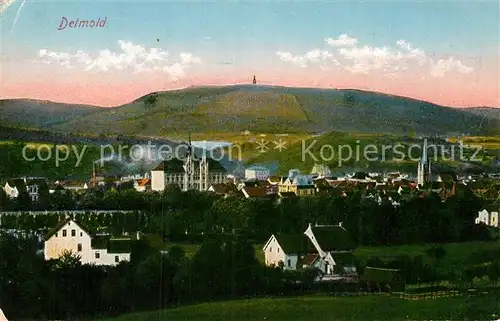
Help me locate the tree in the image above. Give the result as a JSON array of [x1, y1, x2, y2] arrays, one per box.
[[54, 250, 82, 269], [0, 189, 10, 210], [168, 245, 186, 265], [144, 93, 158, 109], [343, 92, 355, 105]]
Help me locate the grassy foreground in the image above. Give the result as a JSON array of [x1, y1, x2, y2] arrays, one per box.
[[101, 295, 500, 321]]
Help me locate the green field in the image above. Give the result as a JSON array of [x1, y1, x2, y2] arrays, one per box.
[[100, 294, 500, 321], [246, 132, 500, 174]]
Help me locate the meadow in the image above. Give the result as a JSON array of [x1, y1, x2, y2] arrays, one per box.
[[99, 294, 500, 321]]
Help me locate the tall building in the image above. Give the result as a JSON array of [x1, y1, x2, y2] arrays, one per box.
[[151, 139, 227, 191], [417, 139, 432, 186]]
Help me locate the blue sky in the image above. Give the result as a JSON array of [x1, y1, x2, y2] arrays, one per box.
[[2, 1, 498, 55]]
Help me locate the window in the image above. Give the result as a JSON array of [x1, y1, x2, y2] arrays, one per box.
[[270, 247, 272, 252], [95, 252, 100, 259], [115, 256, 119, 263], [77, 243, 82, 252], [277, 248, 280, 253], [55, 233, 58, 237], [71, 229, 76, 237], [62, 230, 67, 237], [287, 259, 291, 267], [80, 232, 83, 237]]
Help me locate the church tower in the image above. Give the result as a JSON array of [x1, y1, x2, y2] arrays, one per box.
[[252, 75, 257, 84], [199, 150, 209, 191], [183, 133, 195, 191], [417, 139, 431, 186]]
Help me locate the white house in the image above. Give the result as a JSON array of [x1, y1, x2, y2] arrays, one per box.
[[263, 223, 357, 279], [44, 219, 133, 266], [3, 177, 49, 202], [245, 165, 271, 181], [310, 164, 332, 178], [475, 208, 499, 228], [55, 180, 89, 192], [262, 234, 312, 270]]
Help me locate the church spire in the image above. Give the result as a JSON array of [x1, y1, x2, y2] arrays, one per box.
[[252, 75, 257, 84]]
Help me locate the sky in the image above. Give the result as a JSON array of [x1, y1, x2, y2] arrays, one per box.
[[0, 0, 499, 107]]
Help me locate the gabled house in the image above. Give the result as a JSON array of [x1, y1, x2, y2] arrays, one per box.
[[3, 179, 26, 198], [262, 234, 315, 270], [304, 223, 357, 277], [44, 219, 134, 266], [475, 204, 499, 228], [3, 177, 49, 202], [310, 163, 332, 178], [278, 172, 315, 196], [242, 186, 274, 199], [208, 183, 229, 195], [263, 223, 357, 280]]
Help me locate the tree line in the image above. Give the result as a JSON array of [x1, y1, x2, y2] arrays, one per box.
[[0, 232, 323, 320], [0, 183, 491, 246]]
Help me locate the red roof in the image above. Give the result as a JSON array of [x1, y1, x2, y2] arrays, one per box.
[[243, 186, 268, 198], [299, 253, 319, 266], [136, 178, 150, 187]]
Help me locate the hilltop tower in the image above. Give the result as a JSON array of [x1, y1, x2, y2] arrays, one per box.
[[252, 75, 257, 84], [417, 139, 432, 186]]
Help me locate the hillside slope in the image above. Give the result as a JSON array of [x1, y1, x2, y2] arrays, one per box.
[[0, 99, 101, 128], [2, 86, 498, 136], [462, 107, 500, 120]]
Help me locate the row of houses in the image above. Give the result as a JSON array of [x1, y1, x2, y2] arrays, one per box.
[[42, 216, 360, 282]]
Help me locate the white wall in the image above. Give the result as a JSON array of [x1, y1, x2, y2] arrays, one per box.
[[90, 249, 130, 266], [245, 168, 270, 181], [283, 254, 298, 270], [44, 220, 92, 262], [264, 236, 285, 266], [263, 235, 298, 270], [44, 220, 131, 266], [491, 212, 499, 227], [151, 170, 165, 191], [475, 209, 489, 225]]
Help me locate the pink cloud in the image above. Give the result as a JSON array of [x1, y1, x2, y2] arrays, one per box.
[[1, 61, 498, 108]]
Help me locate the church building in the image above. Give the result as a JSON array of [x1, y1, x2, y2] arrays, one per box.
[[150, 141, 227, 192]]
